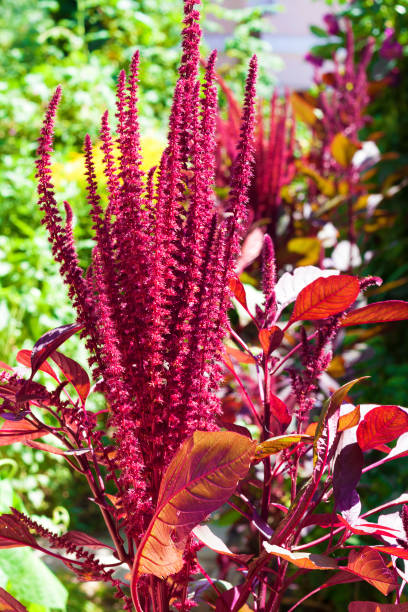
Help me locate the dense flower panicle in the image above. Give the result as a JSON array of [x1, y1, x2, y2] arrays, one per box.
[[35, 0, 257, 542], [262, 234, 277, 326]]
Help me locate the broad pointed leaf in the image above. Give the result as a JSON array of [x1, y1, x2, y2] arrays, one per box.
[[259, 326, 283, 354], [0, 587, 28, 612], [16, 350, 58, 381], [270, 392, 291, 434], [224, 346, 256, 365], [287, 275, 360, 327], [338, 405, 360, 432], [61, 531, 114, 550], [347, 547, 398, 595], [263, 543, 338, 570], [192, 525, 245, 558], [229, 276, 248, 310], [333, 443, 364, 514], [255, 434, 313, 461], [0, 420, 46, 447], [342, 300, 408, 327], [357, 406, 408, 451], [30, 323, 83, 378], [132, 431, 256, 585], [0, 515, 36, 549], [50, 351, 90, 404]]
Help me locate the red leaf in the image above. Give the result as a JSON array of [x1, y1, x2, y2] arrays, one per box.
[[287, 274, 360, 327], [0, 514, 37, 549], [50, 351, 90, 404], [224, 346, 256, 365], [259, 326, 283, 354], [270, 392, 291, 433], [348, 602, 408, 612], [0, 420, 46, 447], [342, 300, 408, 327], [372, 546, 408, 561], [131, 432, 256, 586], [0, 362, 13, 373], [357, 406, 408, 451], [347, 547, 398, 595], [62, 531, 114, 550], [16, 350, 58, 381], [30, 323, 83, 378], [229, 276, 248, 310], [0, 587, 28, 611]]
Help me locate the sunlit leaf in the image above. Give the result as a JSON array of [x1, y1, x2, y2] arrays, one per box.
[[295, 161, 336, 197], [224, 346, 256, 365], [229, 276, 248, 310], [263, 543, 338, 570], [50, 351, 90, 404], [330, 133, 360, 167], [357, 405, 408, 452], [270, 393, 291, 434], [16, 350, 58, 381], [287, 275, 360, 328], [192, 525, 246, 558], [0, 420, 46, 447], [338, 405, 360, 432], [30, 323, 83, 379], [255, 434, 313, 461], [131, 431, 256, 587], [258, 326, 283, 355], [341, 301, 408, 327], [61, 531, 114, 550], [347, 547, 398, 596]]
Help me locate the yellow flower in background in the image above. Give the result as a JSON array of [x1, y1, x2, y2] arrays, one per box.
[[52, 133, 165, 198]]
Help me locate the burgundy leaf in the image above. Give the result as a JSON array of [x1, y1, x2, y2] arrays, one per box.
[[357, 406, 408, 451], [347, 547, 398, 595], [0, 587, 29, 612], [16, 350, 58, 381], [30, 323, 83, 379], [342, 300, 408, 327], [0, 514, 37, 549], [333, 443, 364, 513], [259, 326, 283, 354], [287, 274, 360, 327], [270, 392, 291, 434], [50, 351, 90, 404], [62, 531, 114, 550], [0, 420, 46, 447]]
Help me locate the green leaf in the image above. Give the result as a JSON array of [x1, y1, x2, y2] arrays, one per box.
[[0, 548, 67, 610]]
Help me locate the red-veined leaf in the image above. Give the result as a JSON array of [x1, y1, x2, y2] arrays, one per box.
[[30, 323, 83, 378], [348, 602, 408, 612], [0, 514, 37, 549], [357, 406, 408, 452], [338, 516, 400, 537], [16, 350, 58, 381], [0, 587, 28, 611], [342, 300, 408, 327], [255, 434, 313, 461], [131, 431, 256, 587], [338, 405, 361, 432], [347, 547, 398, 595], [287, 275, 360, 327], [229, 276, 248, 310], [372, 546, 408, 561], [259, 326, 283, 354], [0, 420, 46, 447], [263, 543, 338, 570], [50, 351, 90, 404]]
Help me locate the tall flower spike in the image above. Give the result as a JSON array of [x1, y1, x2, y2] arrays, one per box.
[[226, 55, 257, 252]]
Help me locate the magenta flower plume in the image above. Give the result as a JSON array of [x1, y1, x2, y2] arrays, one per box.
[[35, 0, 257, 546]]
